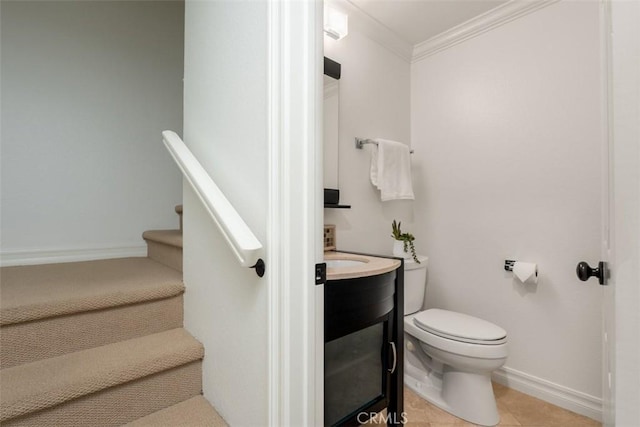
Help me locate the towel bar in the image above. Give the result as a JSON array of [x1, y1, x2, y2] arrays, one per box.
[[355, 137, 414, 154]]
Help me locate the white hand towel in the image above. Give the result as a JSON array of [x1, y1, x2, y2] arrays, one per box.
[[370, 138, 414, 201]]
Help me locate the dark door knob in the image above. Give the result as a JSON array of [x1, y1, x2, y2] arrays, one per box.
[[576, 261, 607, 285]]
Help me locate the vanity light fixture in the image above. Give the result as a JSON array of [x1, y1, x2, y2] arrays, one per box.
[[324, 5, 348, 40]]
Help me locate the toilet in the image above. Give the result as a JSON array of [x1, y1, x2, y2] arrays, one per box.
[[403, 256, 508, 427]]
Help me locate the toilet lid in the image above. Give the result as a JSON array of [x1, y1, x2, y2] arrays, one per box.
[[413, 309, 507, 345]]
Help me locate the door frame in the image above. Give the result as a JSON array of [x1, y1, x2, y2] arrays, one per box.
[[266, 1, 324, 425]]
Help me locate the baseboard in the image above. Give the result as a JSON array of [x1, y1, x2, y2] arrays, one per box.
[[492, 366, 602, 422], [0, 245, 148, 267]]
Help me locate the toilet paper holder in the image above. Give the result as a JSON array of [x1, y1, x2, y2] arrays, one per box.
[[505, 259, 538, 277], [504, 260, 516, 272]]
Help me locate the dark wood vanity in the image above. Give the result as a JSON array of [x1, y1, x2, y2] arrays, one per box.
[[324, 253, 404, 426], [322, 55, 404, 426]]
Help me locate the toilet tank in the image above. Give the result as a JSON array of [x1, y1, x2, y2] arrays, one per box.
[[403, 255, 428, 315]]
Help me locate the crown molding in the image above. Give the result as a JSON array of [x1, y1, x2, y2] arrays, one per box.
[[328, 0, 560, 64], [412, 0, 560, 63], [327, 0, 414, 63]]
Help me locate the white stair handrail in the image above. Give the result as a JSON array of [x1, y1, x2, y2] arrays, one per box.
[[162, 130, 265, 276]]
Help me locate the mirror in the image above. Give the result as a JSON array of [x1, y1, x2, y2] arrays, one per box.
[[324, 74, 339, 189], [323, 57, 341, 191]]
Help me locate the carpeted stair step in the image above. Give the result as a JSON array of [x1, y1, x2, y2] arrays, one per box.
[[125, 395, 227, 426], [0, 258, 184, 368], [142, 229, 183, 272], [0, 328, 204, 426], [176, 204, 183, 231]]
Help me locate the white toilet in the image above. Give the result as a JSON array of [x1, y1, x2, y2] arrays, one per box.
[[403, 256, 508, 427]]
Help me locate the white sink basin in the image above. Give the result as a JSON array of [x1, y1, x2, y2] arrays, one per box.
[[325, 259, 368, 268], [324, 252, 401, 280]]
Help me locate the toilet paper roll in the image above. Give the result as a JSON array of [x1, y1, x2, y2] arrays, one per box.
[[513, 262, 538, 285]]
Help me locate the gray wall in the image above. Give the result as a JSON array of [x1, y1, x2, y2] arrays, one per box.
[[1, 1, 184, 262]]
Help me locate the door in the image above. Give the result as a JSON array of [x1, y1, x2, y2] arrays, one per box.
[[601, 2, 614, 423], [609, 1, 640, 425], [599, 1, 640, 425], [575, 3, 614, 422]]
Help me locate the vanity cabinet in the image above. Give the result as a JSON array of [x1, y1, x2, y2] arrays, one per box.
[[324, 261, 404, 426]]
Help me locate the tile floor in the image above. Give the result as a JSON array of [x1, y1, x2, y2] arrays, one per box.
[[370, 383, 601, 427]]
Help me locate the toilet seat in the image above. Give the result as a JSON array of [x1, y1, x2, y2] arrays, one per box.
[[413, 309, 507, 345], [405, 314, 508, 360]]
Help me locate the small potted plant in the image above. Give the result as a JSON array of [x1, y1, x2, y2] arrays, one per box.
[[391, 220, 420, 263]]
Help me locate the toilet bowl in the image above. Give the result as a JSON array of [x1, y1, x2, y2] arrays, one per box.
[[403, 257, 508, 427]]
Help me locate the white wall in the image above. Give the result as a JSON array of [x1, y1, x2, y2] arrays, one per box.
[[324, 30, 413, 256], [411, 0, 603, 410], [182, 1, 268, 424], [0, 1, 184, 262]]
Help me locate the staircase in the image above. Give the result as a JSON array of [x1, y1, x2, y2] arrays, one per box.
[[142, 204, 184, 273], [0, 205, 227, 426]]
